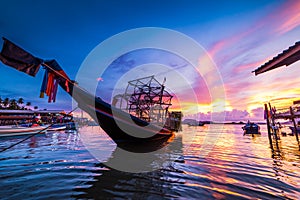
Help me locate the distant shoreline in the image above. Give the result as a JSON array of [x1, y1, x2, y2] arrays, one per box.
[[182, 119, 267, 125]]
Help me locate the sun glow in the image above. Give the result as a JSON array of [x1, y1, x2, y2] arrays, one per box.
[[175, 99, 233, 116], [211, 99, 233, 112]]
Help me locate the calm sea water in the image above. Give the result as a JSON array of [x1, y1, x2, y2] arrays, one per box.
[[0, 124, 299, 199]]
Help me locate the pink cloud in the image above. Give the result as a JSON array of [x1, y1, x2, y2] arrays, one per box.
[[184, 107, 266, 122], [207, 40, 228, 58], [184, 109, 251, 122], [191, 1, 300, 117], [207, 1, 300, 65], [250, 107, 264, 120], [171, 80, 211, 107], [233, 58, 272, 74], [276, 1, 300, 34]]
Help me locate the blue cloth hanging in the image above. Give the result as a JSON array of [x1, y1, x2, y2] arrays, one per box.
[[40, 69, 48, 98]]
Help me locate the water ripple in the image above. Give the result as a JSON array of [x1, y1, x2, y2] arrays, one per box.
[[0, 125, 300, 199]]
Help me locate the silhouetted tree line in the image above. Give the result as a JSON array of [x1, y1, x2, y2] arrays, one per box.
[[0, 97, 38, 110]]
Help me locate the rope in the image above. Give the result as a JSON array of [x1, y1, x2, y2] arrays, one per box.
[[42, 62, 72, 84], [41, 63, 92, 95], [0, 107, 79, 153]]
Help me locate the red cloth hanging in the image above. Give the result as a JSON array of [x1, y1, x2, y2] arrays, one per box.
[[65, 80, 69, 93], [39, 68, 70, 103], [46, 73, 54, 102]]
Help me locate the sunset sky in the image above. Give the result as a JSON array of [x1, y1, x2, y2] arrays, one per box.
[[0, 0, 300, 121]]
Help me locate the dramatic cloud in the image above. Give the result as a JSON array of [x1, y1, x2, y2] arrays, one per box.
[[184, 109, 250, 122], [184, 107, 267, 122], [1, 1, 299, 120], [276, 1, 300, 34], [199, 0, 300, 118]]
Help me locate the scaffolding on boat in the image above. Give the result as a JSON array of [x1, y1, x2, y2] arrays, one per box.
[[112, 75, 182, 131]]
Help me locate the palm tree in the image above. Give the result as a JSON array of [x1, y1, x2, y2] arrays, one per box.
[[17, 98, 24, 109], [26, 102, 31, 110], [9, 99, 18, 110], [3, 98, 9, 109], [34, 106, 38, 110]]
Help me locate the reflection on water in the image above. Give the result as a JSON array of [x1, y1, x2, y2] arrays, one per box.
[[0, 124, 299, 199]]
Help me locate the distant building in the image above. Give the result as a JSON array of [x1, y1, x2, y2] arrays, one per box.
[[0, 109, 68, 125]]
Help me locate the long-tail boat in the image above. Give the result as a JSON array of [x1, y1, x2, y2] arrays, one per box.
[[0, 38, 182, 152]]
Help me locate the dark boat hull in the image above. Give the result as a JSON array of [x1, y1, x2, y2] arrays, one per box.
[[66, 84, 174, 152], [242, 123, 261, 135], [0, 37, 174, 152]]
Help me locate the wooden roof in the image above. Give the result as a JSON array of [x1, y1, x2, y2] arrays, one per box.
[[253, 41, 300, 75]]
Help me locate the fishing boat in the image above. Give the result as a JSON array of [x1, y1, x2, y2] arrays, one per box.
[[68, 75, 181, 152], [0, 38, 182, 152], [47, 124, 67, 131], [242, 121, 261, 135], [0, 125, 48, 137], [45, 122, 77, 131]]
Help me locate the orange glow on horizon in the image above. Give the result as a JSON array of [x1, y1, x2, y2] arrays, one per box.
[[170, 99, 233, 116]]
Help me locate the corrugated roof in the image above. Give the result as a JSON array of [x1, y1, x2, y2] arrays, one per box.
[[253, 41, 300, 75]]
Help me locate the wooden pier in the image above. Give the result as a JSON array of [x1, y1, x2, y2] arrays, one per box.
[[253, 40, 300, 151], [264, 102, 300, 150]]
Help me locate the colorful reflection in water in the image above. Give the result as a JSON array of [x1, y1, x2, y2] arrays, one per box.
[[0, 124, 299, 199]]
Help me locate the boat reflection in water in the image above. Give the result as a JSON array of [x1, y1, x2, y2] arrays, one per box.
[[75, 126, 184, 199], [73, 125, 300, 199], [78, 126, 183, 173]]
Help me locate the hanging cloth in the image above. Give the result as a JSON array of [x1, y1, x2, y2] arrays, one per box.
[[40, 69, 48, 98], [40, 59, 73, 103], [46, 72, 54, 102], [51, 79, 59, 102]]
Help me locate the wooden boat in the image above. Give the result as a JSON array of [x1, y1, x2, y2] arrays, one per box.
[[47, 124, 67, 131], [242, 121, 261, 135], [69, 78, 177, 152], [18, 122, 67, 131], [46, 122, 76, 131], [0, 38, 181, 152], [0, 125, 48, 137]]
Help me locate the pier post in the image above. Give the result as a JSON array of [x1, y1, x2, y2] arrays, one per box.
[[289, 106, 300, 149], [265, 103, 273, 150], [268, 102, 280, 142]]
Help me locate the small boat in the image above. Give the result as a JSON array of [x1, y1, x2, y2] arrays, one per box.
[[18, 123, 66, 131], [242, 121, 261, 135], [0, 125, 48, 137], [47, 124, 67, 131]]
